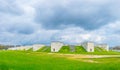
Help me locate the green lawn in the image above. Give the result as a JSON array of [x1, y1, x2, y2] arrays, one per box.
[[72, 51, 120, 55], [0, 51, 120, 70]]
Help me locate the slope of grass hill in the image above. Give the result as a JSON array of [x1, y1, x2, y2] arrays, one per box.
[[75, 46, 87, 53], [27, 48, 33, 52], [95, 47, 106, 52], [36, 46, 51, 52], [59, 46, 70, 53]]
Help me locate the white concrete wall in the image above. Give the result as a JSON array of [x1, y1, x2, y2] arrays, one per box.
[[82, 42, 94, 52], [97, 44, 109, 51], [16, 46, 32, 50], [24, 46, 33, 50], [8, 44, 45, 51], [8, 47, 17, 50], [33, 44, 45, 51], [11, 46, 32, 51], [51, 42, 64, 52]]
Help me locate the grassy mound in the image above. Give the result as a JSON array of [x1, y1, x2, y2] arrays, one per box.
[[59, 46, 70, 53], [75, 46, 86, 53], [36, 46, 51, 52], [95, 47, 106, 52], [27, 48, 33, 52], [44, 47, 51, 52]]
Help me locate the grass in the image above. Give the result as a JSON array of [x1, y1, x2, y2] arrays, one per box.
[[89, 57, 120, 63], [36, 46, 50, 52], [27, 48, 33, 52], [95, 47, 106, 52], [59, 46, 70, 53], [0, 51, 120, 70], [71, 51, 120, 55], [75, 46, 86, 53], [35, 46, 120, 55], [43, 47, 51, 52], [57, 46, 120, 55]]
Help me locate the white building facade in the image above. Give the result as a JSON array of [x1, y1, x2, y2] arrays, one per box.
[[82, 42, 94, 52], [16, 46, 32, 50], [51, 42, 64, 52], [32, 44, 45, 51]]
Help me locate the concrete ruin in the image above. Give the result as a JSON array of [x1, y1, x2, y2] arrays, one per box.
[[8, 47, 17, 50], [8, 44, 45, 51], [97, 44, 109, 51], [7, 41, 110, 53], [51, 42, 64, 52], [18, 46, 32, 50], [32, 44, 45, 51], [8, 45, 33, 51], [14, 46, 32, 51], [82, 42, 94, 52]]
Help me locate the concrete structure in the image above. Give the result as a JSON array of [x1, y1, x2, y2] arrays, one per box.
[[8, 46, 32, 51], [97, 44, 109, 51], [17, 46, 32, 50], [69, 45, 75, 52], [51, 42, 64, 52], [82, 42, 94, 52], [8, 47, 17, 50], [32, 44, 45, 51], [8, 44, 46, 51], [7, 42, 110, 53]]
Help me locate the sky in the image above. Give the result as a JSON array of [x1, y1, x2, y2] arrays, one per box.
[[0, 0, 120, 47]]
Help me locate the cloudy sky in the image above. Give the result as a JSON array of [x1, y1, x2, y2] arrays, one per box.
[[0, 0, 120, 47]]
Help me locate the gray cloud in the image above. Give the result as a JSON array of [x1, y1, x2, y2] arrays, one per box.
[[0, 0, 23, 15], [6, 23, 35, 34], [0, 0, 120, 46], [35, 0, 119, 30]]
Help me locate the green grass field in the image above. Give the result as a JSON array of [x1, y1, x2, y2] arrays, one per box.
[[0, 51, 120, 70]]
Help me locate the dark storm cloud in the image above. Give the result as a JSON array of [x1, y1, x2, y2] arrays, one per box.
[[0, 0, 120, 46], [7, 24, 35, 34], [35, 0, 118, 30]]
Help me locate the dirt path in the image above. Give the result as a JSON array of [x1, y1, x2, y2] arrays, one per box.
[[48, 53, 120, 58], [52, 53, 120, 63]]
